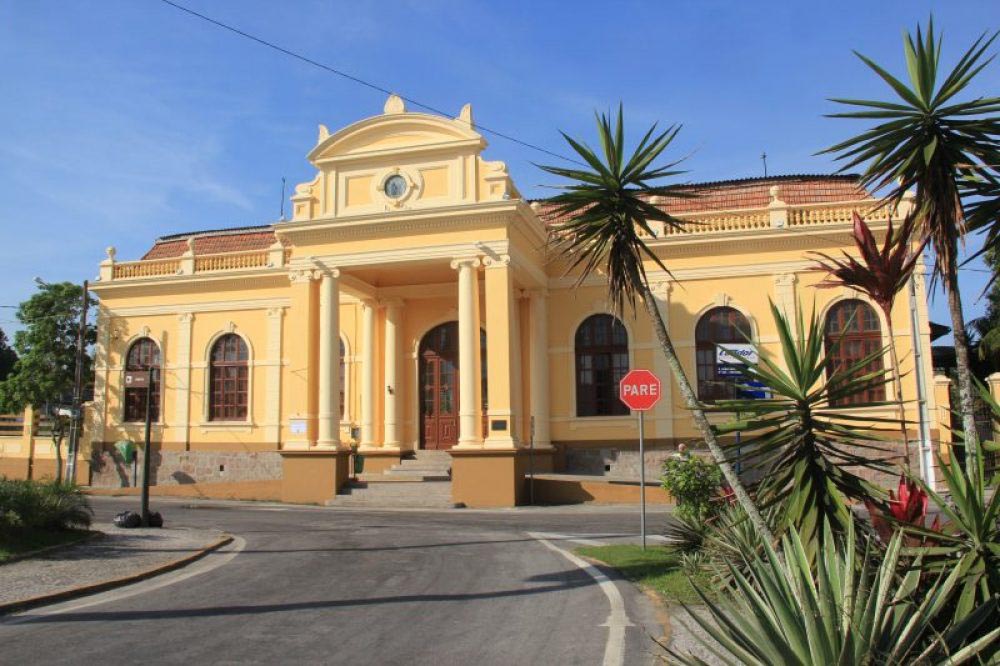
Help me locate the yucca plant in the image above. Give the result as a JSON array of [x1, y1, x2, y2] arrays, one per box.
[[712, 301, 895, 552], [811, 212, 925, 471], [822, 18, 1000, 482], [902, 381, 1000, 632], [539, 106, 774, 543], [666, 521, 1000, 665]]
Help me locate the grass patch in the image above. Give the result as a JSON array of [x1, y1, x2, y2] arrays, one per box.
[[575, 544, 711, 606], [0, 528, 91, 563]]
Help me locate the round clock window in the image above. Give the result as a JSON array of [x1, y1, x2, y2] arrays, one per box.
[[383, 175, 408, 199]]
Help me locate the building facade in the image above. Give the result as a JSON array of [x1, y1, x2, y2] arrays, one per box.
[[75, 95, 942, 507]]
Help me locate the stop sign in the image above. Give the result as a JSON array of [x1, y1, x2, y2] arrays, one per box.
[[619, 369, 662, 411]]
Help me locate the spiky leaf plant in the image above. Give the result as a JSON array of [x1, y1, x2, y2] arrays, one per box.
[[666, 521, 1000, 666], [822, 18, 1000, 482], [712, 301, 895, 551], [539, 106, 774, 543]]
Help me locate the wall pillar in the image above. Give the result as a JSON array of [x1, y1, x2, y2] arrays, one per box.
[[264, 307, 284, 444], [773, 273, 798, 336], [650, 281, 674, 440], [174, 312, 194, 450], [317, 269, 341, 449], [451, 257, 482, 447], [285, 267, 319, 449], [360, 299, 377, 448], [933, 374, 953, 462], [528, 290, 551, 448], [482, 255, 519, 448], [383, 299, 403, 449]]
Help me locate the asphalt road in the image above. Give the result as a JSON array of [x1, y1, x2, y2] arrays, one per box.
[[0, 497, 672, 665]]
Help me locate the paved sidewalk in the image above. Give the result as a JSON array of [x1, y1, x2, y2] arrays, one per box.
[[0, 526, 226, 607]]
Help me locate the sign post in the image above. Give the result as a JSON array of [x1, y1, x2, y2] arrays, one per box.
[[619, 369, 662, 550], [125, 368, 154, 527]]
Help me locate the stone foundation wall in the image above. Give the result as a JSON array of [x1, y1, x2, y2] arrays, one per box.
[[560, 440, 923, 490], [90, 445, 282, 488]]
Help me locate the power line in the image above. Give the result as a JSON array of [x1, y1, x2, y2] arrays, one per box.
[[155, 0, 584, 166]]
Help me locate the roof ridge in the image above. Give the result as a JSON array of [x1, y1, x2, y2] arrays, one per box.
[[154, 223, 276, 243]]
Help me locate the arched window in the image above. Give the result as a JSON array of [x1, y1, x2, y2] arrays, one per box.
[[575, 314, 629, 417], [209, 334, 249, 421], [824, 299, 886, 405], [124, 337, 161, 422], [339, 338, 346, 419], [696, 307, 752, 401]]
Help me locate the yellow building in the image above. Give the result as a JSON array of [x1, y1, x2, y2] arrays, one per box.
[[71, 95, 941, 507]]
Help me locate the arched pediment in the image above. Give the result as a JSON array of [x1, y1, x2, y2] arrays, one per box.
[[308, 111, 484, 164]]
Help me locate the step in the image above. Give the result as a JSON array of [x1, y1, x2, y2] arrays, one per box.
[[329, 480, 456, 508], [359, 471, 450, 482]]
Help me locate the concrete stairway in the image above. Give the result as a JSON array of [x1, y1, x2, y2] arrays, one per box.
[[329, 450, 455, 508]]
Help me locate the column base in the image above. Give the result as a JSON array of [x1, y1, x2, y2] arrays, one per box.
[[280, 450, 350, 504], [449, 448, 531, 508]]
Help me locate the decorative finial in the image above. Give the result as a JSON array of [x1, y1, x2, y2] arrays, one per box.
[[769, 185, 780, 202], [186, 237, 196, 253], [105, 246, 117, 261], [384, 94, 405, 114], [457, 103, 473, 126], [317, 124, 330, 142]]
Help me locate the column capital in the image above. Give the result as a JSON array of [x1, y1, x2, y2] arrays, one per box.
[[177, 312, 194, 324], [526, 288, 549, 299], [266, 306, 285, 320], [650, 280, 673, 297], [450, 257, 481, 270], [288, 267, 318, 283], [481, 254, 511, 269]]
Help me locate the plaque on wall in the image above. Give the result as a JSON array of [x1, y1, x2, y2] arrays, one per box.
[[289, 419, 307, 435]]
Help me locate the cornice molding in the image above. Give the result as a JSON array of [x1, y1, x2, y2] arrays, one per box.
[[106, 298, 292, 318]]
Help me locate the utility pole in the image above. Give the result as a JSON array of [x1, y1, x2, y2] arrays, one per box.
[[65, 280, 89, 484], [761, 152, 768, 177], [141, 366, 154, 526]]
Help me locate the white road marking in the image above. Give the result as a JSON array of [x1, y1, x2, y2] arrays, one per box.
[[2, 536, 247, 625], [528, 531, 633, 666]]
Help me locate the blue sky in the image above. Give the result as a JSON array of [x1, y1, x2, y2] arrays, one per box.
[[1, 1, 997, 340]]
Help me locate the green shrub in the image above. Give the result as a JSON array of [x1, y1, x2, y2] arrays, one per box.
[[0, 479, 92, 531], [661, 454, 723, 523]]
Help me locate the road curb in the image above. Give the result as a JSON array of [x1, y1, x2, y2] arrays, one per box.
[[0, 533, 234, 616]]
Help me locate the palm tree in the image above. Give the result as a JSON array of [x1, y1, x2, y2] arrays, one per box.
[[810, 212, 925, 472], [822, 19, 1000, 479], [538, 107, 775, 544]]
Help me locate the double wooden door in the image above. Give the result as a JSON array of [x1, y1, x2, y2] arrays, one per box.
[[419, 322, 486, 450]]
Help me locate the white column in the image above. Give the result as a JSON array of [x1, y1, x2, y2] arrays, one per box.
[[360, 299, 377, 448], [383, 299, 403, 448], [452, 257, 481, 447], [529, 290, 551, 448], [651, 281, 674, 440], [317, 269, 340, 448]]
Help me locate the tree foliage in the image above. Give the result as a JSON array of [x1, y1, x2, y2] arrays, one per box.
[[0, 282, 94, 413], [0, 328, 16, 382]]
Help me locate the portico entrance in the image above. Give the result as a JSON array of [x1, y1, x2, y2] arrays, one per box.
[[419, 322, 487, 450]]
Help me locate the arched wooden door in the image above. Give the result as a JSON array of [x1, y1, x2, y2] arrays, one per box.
[[419, 322, 487, 450]]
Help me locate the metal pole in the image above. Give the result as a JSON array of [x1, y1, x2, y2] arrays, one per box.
[[909, 274, 936, 487], [66, 280, 89, 484], [639, 410, 646, 550], [529, 416, 536, 505], [140, 366, 153, 526]]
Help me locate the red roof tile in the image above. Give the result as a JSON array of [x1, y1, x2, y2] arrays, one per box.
[[143, 229, 280, 259], [534, 174, 872, 225], [137, 175, 871, 258]]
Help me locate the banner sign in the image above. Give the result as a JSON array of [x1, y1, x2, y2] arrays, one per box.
[[124, 370, 150, 389]]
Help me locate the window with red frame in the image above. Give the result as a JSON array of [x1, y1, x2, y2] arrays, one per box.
[[124, 337, 161, 422], [575, 314, 629, 417], [209, 334, 249, 421], [824, 299, 886, 405], [696, 306, 752, 402]]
